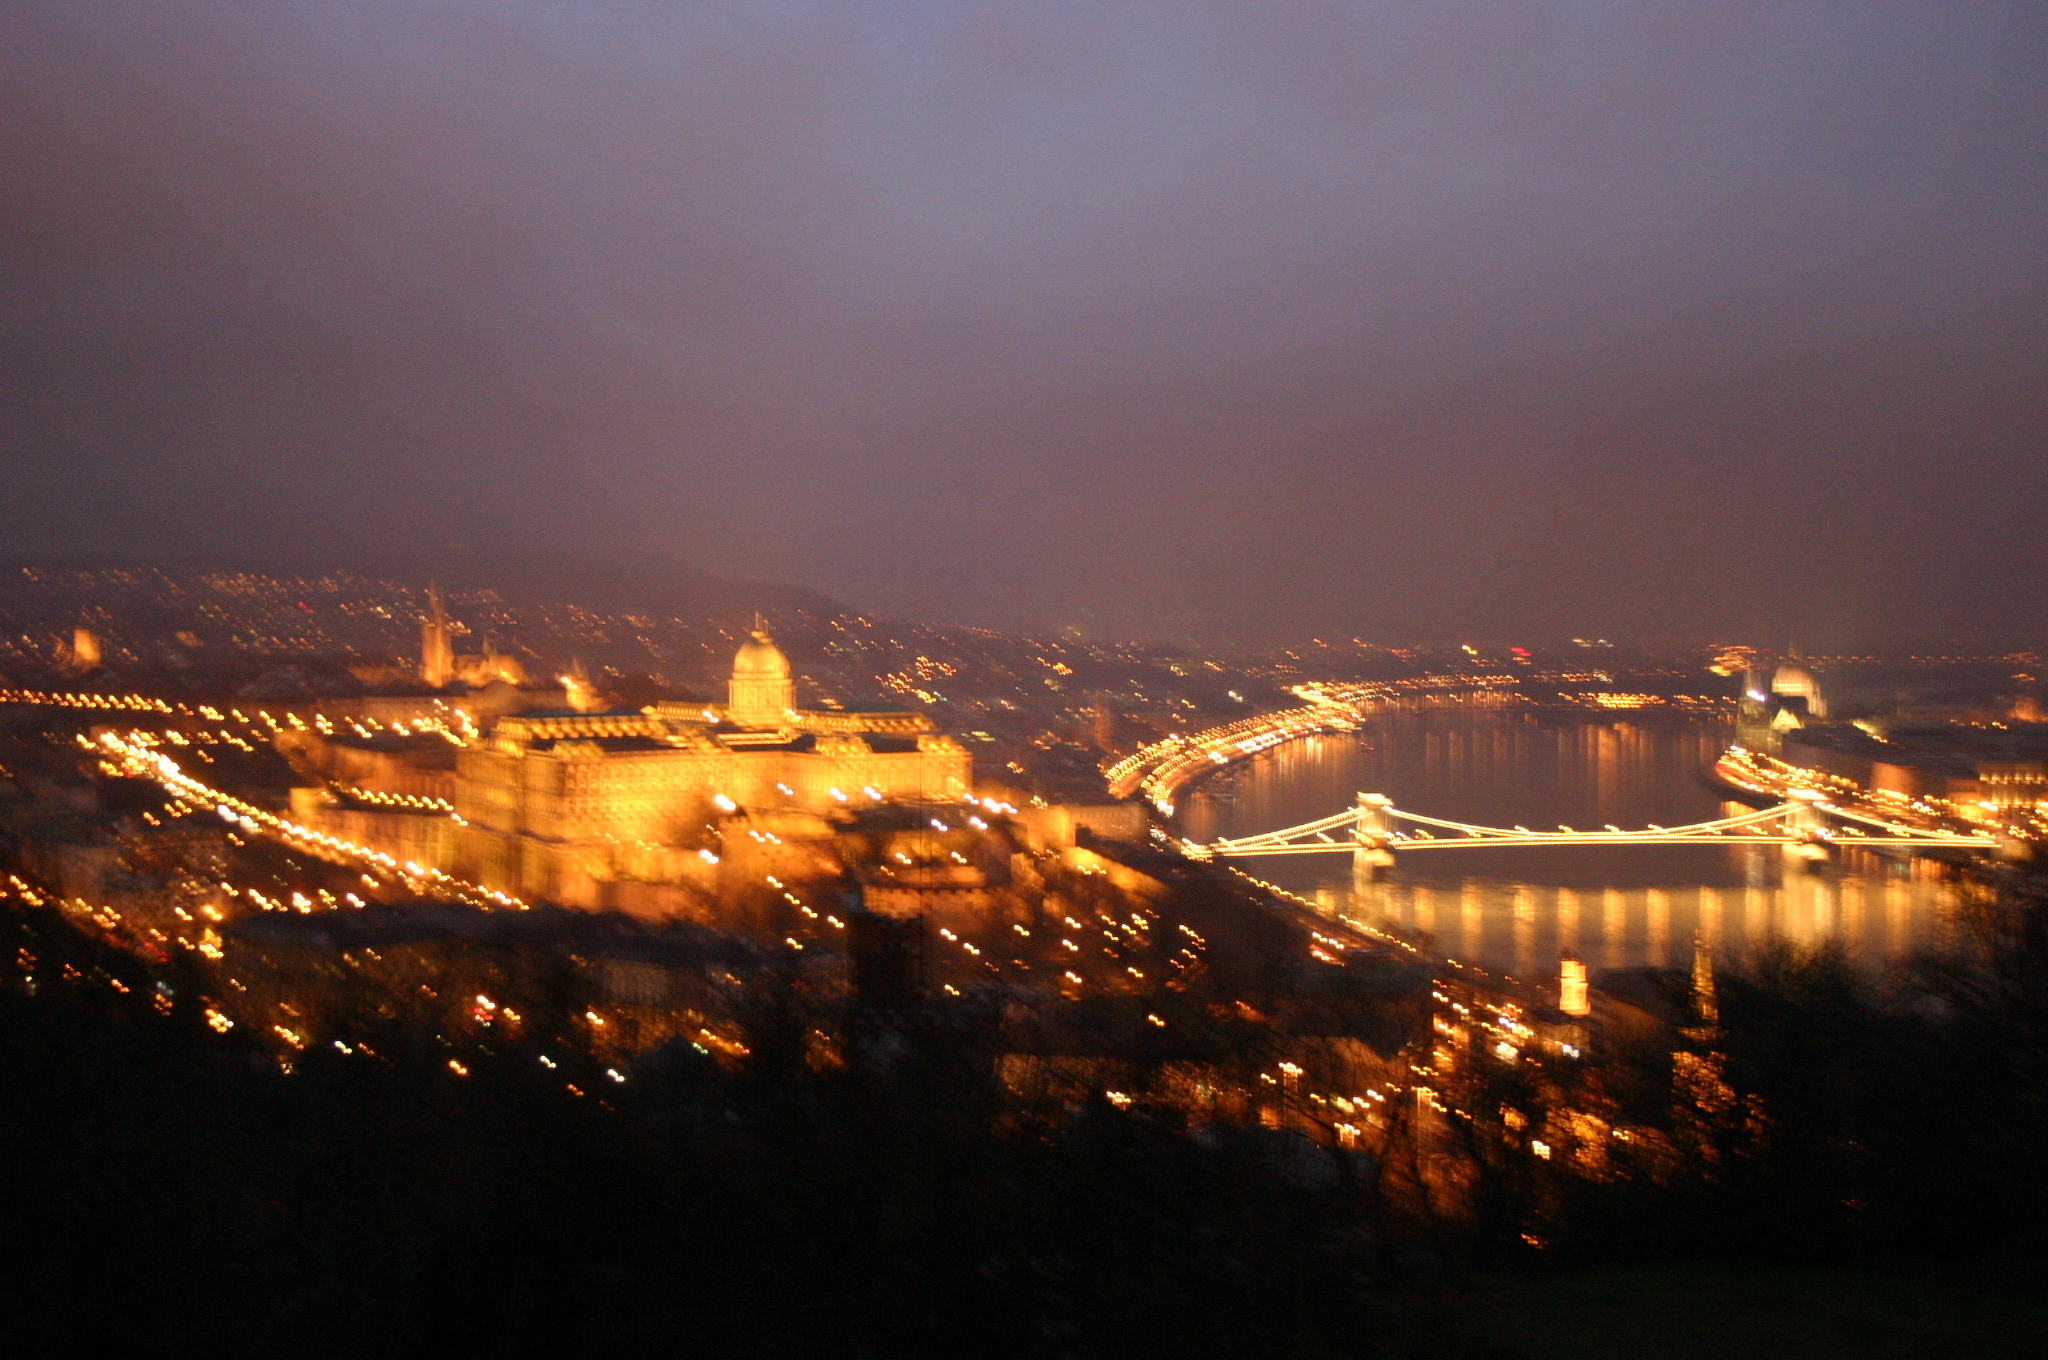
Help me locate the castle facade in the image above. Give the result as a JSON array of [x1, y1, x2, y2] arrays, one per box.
[[447, 621, 970, 908]]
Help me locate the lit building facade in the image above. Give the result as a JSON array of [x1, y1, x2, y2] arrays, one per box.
[[1736, 651, 1829, 753], [449, 622, 971, 906], [1769, 653, 1827, 719]]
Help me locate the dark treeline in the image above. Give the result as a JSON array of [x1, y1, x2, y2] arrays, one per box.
[[4, 874, 2048, 1356], [1430, 874, 2048, 1268], [1611, 915, 2048, 1262], [0, 907, 1409, 1358]]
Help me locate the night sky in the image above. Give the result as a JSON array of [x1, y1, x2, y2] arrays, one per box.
[[3, 3, 2044, 646]]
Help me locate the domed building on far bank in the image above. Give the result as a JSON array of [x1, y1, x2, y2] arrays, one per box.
[[1769, 651, 1827, 719]]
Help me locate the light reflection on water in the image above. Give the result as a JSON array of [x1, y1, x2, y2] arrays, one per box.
[[1176, 712, 1959, 975]]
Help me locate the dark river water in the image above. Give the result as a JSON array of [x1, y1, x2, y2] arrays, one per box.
[[1175, 711, 1958, 976]]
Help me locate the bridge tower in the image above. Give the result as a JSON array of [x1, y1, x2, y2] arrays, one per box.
[[1783, 789, 1831, 869], [1353, 793, 1397, 882]]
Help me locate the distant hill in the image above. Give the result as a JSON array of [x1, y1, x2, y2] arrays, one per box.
[[0, 550, 846, 622]]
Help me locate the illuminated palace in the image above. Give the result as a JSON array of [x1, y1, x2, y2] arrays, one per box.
[[447, 620, 971, 907]]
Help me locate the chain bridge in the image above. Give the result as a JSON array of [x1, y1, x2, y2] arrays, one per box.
[[1182, 790, 2000, 870]]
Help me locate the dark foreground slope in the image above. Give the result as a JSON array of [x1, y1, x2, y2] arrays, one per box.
[[7, 872, 2048, 1357], [0, 915, 1399, 1357]]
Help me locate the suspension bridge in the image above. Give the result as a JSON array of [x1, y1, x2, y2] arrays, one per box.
[[1182, 790, 2001, 868]]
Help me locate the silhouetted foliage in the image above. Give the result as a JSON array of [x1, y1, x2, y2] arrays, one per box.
[[1496, 870, 2048, 1267], [8, 869, 2048, 1354], [0, 903, 1409, 1358]]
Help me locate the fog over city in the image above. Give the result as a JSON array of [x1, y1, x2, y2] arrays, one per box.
[[4, 2, 2044, 642]]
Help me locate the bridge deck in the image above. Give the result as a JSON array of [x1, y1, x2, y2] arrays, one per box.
[[1191, 796, 1994, 859]]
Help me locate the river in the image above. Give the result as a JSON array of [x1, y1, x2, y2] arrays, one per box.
[[1174, 710, 1961, 977]]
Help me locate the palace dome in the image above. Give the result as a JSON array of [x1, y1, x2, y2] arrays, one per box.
[[733, 628, 791, 680], [1770, 662, 1818, 698]]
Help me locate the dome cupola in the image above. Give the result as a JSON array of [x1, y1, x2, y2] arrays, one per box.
[[733, 627, 791, 680], [728, 615, 796, 725], [1769, 662, 1816, 697], [1768, 645, 1826, 718]]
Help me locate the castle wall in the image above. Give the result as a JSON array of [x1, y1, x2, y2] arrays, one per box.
[[276, 729, 458, 801], [305, 806, 458, 873], [446, 735, 971, 907]]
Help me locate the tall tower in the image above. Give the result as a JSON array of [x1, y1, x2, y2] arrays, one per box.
[[1688, 933, 1719, 1032], [564, 656, 602, 712], [420, 583, 454, 688], [1559, 957, 1590, 1017], [1092, 693, 1121, 753], [66, 627, 102, 673], [1673, 933, 1736, 1139]]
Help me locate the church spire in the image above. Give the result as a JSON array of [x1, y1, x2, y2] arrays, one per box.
[[564, 655, 601, 712], [420, 581, 453, 688]]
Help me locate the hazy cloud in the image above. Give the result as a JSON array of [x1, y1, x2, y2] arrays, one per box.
[[3, 2, 2044, 644]]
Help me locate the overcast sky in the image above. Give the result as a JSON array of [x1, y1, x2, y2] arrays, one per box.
[[3, 3, 2044, 645]]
